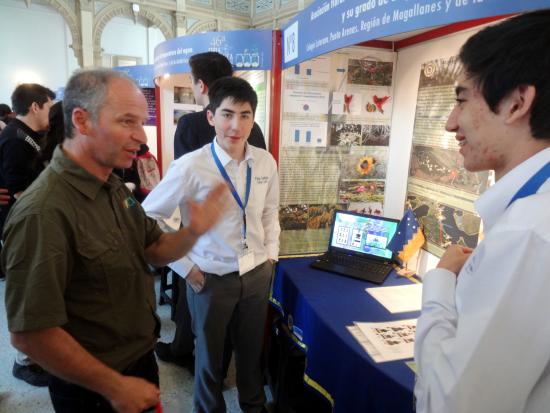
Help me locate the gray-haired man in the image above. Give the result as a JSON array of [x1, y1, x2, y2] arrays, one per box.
[[3, 68, 228, 413]]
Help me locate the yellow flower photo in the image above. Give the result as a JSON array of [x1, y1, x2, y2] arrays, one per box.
[[356, 156, 376, 175]]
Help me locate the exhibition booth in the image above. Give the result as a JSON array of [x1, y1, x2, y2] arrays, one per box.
[[147, 2, 548, 410], [150, 1, 547, 263], [269, 1, 548, 411]]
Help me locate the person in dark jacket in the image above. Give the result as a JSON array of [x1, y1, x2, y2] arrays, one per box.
[[173, 51, 266, 159], [0, 83, 55, 386]]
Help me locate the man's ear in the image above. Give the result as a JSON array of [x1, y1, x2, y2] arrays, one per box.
[[198, 79, 207, 96], [206, 108, 215, 126], [504, 84, 536, 125], [29, 102, 39, 115], [71, 108, 91, 136]]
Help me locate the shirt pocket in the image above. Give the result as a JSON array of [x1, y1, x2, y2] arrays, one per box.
[[76, 234, 133, 302], [246, 178, 268, 213]]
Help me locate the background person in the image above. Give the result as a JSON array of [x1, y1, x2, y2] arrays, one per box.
[[173, 51, 266, 158], [0, 82, 55, 386]]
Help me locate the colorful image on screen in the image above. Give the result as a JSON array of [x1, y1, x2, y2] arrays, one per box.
[[330, 212, 397, 259]]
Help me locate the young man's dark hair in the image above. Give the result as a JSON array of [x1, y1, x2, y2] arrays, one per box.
[[189, 51, 233, 88], [459, 9, 550, 139], [41, 101, 64, 164], [10, 84, 55, 116], [207, 76, 258, 115]]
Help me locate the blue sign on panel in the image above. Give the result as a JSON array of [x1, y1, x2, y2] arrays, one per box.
[[114, 64, 155, 88], [154, 29, 273, 77], [282, 0, 550, 68]]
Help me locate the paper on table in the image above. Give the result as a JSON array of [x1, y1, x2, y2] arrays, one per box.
[[346, 325, 383, 362], [355, 319, 417, 362], [366, 284, 422, 313]]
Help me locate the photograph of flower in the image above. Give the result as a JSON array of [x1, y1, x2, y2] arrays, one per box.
[[340, 148, 388, 180], [339, 180, 385, 204], [330, 122, 362, 146]]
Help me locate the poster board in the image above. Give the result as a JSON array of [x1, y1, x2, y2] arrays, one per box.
[[279, 46, 396, 255], [405, 56, 490, 257]]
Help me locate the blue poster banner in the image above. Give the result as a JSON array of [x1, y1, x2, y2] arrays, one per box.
[[114, 64, 155, 88], [282, 0, 550, 68], [154, 29, 273, 77]]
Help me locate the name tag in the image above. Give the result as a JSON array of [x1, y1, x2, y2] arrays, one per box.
[[238, 248, 255, 275]]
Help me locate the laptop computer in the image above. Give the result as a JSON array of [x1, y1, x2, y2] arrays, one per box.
[[310, 210, 399, 284]]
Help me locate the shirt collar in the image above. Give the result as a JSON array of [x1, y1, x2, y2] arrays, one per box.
[[212, 137, 254, 167], [475, 147, 550, 231], [49, 145, 124, 200], [244, 141, 254, 162]]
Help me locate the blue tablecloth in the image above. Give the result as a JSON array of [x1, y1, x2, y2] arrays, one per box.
[[270, 257, 420, 413]]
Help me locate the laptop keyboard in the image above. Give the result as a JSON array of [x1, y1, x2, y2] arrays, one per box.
[[329, 253, 392, 276]]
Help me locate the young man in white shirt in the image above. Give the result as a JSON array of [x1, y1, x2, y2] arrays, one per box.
[[143, 76, 279, 413], [414, 10, 550, 413]]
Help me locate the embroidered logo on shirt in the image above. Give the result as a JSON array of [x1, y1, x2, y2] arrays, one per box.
[[463, 249, 480, 276], [123, 196, 137, 209], [255, 176, 269, 184]]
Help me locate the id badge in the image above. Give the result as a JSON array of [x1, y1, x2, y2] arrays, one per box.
[[238, 248, 255, 275]]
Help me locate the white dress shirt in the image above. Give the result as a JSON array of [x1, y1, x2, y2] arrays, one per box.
[[415, 147, 550, 413], [142, 139, 280, 277]]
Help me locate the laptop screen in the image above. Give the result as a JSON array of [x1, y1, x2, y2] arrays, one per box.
[[329, 210, 399, 260]]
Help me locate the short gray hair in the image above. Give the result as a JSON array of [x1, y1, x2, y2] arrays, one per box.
[[63, 68, 138, 139]]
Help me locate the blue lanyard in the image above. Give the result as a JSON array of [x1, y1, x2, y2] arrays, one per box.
[[211, 142, 252, 246], [507, 161, 550, 208]]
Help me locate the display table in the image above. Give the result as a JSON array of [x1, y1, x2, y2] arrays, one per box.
[[269, 257, 420, 413]]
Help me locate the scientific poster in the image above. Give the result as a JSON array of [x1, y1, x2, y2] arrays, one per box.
[[278, 47, 396, 254], [281, 119, 328, 147], [405, 56, 490, 257], [283, 89, 330, 115], [285, 55, 331, 84]]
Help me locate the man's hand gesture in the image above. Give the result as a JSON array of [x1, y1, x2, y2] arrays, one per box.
[[187, 182, 229, 236]]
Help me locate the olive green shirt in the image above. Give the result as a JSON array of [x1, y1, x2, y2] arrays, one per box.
[[3, 146, 163, 372]]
